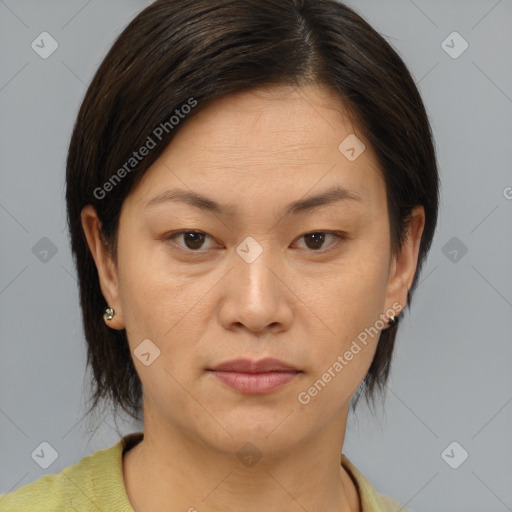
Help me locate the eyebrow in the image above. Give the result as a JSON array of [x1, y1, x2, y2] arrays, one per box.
[[143, 185, 362, 217]]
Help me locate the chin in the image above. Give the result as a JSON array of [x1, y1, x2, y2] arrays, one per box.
[[209, 408, 304, 446]]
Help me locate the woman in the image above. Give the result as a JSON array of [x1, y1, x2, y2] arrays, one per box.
[[0, 0, 438, 510]]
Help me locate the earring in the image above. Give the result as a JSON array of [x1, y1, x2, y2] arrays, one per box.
[[104, 307, 115, 321], [387, 314, 397, 328]]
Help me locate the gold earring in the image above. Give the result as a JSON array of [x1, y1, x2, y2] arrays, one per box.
[[104, 307, 115, 321]]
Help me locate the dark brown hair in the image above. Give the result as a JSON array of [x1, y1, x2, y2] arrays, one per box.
[[66, 0, 439, 425]]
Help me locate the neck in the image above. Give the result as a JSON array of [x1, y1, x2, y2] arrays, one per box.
[[122, 406, 360, 512]]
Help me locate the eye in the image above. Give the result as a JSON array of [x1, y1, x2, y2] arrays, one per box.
[[294, 231, 346, 251], [165, 230, 346, 253], [165, 230, 216, 251]]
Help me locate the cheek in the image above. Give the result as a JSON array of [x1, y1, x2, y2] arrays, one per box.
[[299, 273, 388, 414], [117, 234, 189, 321], [310, 242, 390, 363], [116, 238, 215, 372]]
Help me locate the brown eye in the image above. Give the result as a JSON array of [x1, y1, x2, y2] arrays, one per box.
[[296, 232, 345, 251], [165, 230, 345, 253], [304, 232, 327, 250], [167, 231, 214, 251]]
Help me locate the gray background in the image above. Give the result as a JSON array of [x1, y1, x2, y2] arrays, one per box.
[[1, 1, 511, 511]]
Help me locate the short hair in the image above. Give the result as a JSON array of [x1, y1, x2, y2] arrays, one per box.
[[65, 0, 439, 424]]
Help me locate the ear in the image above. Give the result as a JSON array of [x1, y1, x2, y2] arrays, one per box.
[[81, 204, 125, 330], [384, 205, 425, 316]]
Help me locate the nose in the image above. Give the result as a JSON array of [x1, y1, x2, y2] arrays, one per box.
[[218, 238, 294, 335]]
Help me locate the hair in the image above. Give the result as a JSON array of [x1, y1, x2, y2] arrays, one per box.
[[66, 0, 439, 427]]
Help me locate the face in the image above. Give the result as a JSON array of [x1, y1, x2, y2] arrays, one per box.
[[82, 83, 424, 458]]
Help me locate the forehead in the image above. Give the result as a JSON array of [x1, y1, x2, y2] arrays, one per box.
[[127, 84, 385, 212], [177, 84, 362, 156]]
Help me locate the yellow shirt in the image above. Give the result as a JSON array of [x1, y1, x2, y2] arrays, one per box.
[[0, 432, 409, 511]]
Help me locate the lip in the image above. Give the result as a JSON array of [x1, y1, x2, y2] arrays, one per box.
[[210, 357, 299, 373], [208, 358, 301, 394]]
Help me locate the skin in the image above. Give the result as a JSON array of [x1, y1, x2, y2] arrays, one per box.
[[82, 83, 425, 512]]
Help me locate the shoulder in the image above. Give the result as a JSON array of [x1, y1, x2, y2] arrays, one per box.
[[0, 470, 75, 512], [376, 493, 411, 511], [0, 433, 141, 512], [341, 453, 410, 512]]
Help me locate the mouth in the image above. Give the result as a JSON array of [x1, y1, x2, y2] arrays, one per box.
[[207, 358, 302, 394]]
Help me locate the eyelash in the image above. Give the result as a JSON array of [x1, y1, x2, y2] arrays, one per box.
[[164, 230, 347, 254]]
